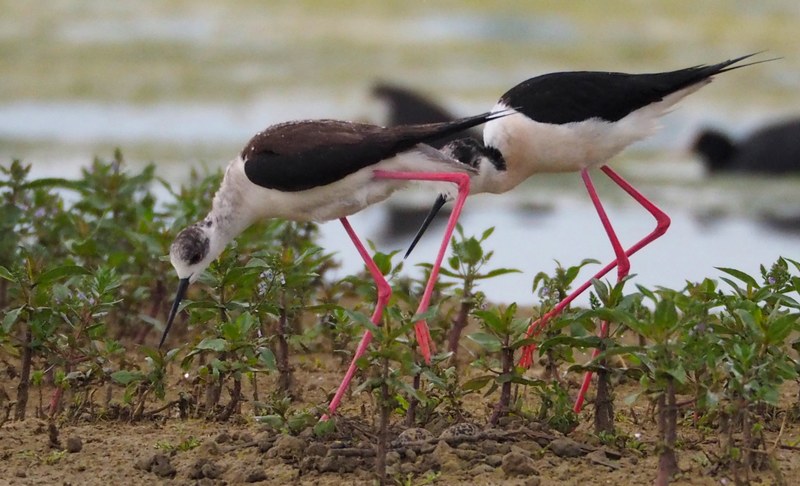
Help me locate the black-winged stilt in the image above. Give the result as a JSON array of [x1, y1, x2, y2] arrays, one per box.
[[402, 53, 770, 411], [692, 117, 800, 174], [158, 111, 511, 417]]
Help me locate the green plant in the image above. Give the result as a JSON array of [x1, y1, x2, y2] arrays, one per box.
[[465, 303, 541, 425], [350, 303, 429, 484], [709, 260, 799, 480], [254, 393, 321, 435], [526, 258, 600, 379], [155, 436, 201, 453], [433, 225, 519, 360]]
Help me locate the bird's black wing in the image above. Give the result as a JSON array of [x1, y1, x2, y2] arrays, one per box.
[[501, 54, 759, 124], [242, 112, 504, 191]]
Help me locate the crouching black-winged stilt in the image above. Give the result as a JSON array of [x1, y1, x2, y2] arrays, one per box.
[[158, 111, 512, 417], [402, 53, 771, 411]]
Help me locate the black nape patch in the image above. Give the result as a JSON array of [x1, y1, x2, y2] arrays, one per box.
[[173, 226, 210, 265]]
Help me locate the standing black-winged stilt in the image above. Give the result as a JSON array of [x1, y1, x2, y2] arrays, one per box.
[[158, 110, 512, 417], [402, 53, 771, 411]]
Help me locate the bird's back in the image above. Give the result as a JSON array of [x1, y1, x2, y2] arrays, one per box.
[[500, 56, 755, 125], [241, 114, 500, 192]]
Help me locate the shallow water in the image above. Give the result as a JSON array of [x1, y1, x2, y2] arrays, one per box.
[[0, 1, 798, 304]]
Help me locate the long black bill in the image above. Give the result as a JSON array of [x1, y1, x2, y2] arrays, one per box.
[[404, 194, 449, 259], [159, 277, 190, 349]]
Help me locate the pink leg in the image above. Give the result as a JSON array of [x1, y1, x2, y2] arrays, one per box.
[[372, 170, 471, 364], [518, 165, 670, 373], [324, 217, 392, 419], [572, 166, 671, 412], [324, 171, 471, 417]]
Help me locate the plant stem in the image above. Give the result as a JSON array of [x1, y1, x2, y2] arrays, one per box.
[[447, 296, 472, 360], [593, 362, 614, 435], [375, 357, 390, 485], [218, 376, 241, 421], [490, 337, 513, 426], [742, 402, 753, 475], [405, 372, 420, 427], [656, 378, 678, 486], [276, 292, 293, 395], [0, 278, 7, 309], [14, 324, 32, 420], [544, 348, 559, 382]]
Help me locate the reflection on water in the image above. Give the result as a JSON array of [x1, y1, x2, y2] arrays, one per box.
[[320, 193, 798, 306]]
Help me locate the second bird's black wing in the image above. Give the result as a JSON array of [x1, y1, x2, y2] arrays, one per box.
[[501, 54, 760, 125]]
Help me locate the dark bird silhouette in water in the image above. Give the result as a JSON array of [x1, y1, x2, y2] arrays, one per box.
[[692, 118, 800, 174], [372, 83, 481, 148]]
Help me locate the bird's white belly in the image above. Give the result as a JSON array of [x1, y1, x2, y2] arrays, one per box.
[[260, 171, 407, 222], [220, 148, 467, 225], [484, 105, 661, 179]]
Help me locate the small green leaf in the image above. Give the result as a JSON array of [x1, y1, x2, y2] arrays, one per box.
[[475, 268, 522, 280], [765, 314, 797, 345], [591, 278, 610, 303], [346, 309, 379, 335], [111, 370, 144, 385], [623, 391, 641, 406], [314, 419, 335, 437], [462, 375, 494, 392], [653, 298, 678, 330], [3, 307, 23, 332], [195, 338, 227, 352], [665, 363, 687, 384], [467, 332, 502, 352], [255, 414, 285, 429], [35, 265, 91, 286], [472, 308, 499, 325], [259, 347, 277, 371], [0, 265, 15, 282], [373, 253, 391, 275], [716, 267, 759, 288]]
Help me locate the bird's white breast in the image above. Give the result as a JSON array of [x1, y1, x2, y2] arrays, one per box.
[[484, 92, 702, 189]]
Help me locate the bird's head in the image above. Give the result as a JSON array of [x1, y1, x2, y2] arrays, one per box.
[[691, 129, 736, 173], [169, 222, 218, 283], [159, 220, 225, 348], [441, 137, 506, 194]]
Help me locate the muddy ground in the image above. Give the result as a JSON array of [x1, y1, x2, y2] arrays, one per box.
[[1, 357, 799, 486]]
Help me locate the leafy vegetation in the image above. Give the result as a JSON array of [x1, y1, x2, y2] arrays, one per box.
[[1, 156, 799, 485]]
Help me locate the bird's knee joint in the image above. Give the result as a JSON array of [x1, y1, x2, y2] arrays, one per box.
[[376, 284, 392, 303], [656, 215, 672, 234], [455, 173, 470, 191]]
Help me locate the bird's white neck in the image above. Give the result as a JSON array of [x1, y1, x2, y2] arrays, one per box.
[[204, 157, 263, 254]]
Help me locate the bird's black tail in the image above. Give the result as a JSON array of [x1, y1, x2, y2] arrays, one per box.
[[713, 52, 779, 75], [404, 194, 449, 259], [662, 52, 778, 89]]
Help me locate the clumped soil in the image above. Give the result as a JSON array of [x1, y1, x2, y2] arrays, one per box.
[[1, 361, 799, 485]]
